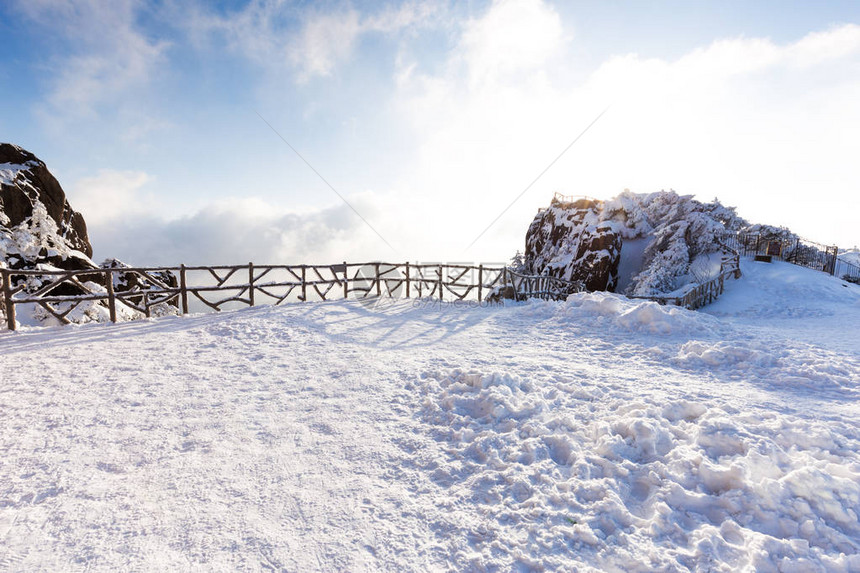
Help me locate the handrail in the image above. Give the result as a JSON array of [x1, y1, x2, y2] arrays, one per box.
[[630, 244, 741, 310], [503, 269, 583, 301], [552, 192, 601, 204], [0, 262, 579, 331], [725, 233, 840, 276]]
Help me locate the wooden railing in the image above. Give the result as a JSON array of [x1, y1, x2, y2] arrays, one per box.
[[504, 270, 583, 301], [551, 192, 600, 204], [629, 249, 741, 310], [723, 233, 841, 276], [0, 262, 584, 331]]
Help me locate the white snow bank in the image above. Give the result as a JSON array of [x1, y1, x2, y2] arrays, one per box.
[[674, 339, 859, 396], [705, 259, 860, 320], [518, 290, 725, 337], [415, 368, 860, 572]]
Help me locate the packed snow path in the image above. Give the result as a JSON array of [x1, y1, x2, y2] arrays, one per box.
[[1, 260, 859, 571]]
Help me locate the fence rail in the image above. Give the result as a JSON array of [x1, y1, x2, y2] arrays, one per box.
[[501, 269, 583, 302], [0, 262, 582, 331], [630, 247, 741, 310], [835, 257, 860, 283], [5, 232, 854, 331], [551, 192, 601, 204], [723, 234, 842, 275]]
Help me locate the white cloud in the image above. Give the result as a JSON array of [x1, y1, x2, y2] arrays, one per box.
[[14, 0, 169, 135], [458, 0, 563, 88], [390, 4, 860, 253], [788, 23, 860, 67], [579, 26, 860, 243], [289, 9, 362, 80], [69, 169, 153, 226], [23, 1, 860, 265], [78, 191, 397, 266], [188, 0, 447, 81], [47, 39, 165, 118]]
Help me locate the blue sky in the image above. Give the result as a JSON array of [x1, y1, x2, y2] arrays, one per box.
[[2, 0, 859, 264]]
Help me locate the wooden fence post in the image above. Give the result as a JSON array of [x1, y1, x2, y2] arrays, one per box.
[[405, 262, 410, 298], [477, 264, 483, 302], [417, 265, 422, 297], [375, 263, 381, 297], [502, 266, 508, 299], [248, 262, 255, 307], [2, 269, 16, 331], [106, 268, 117, 323], [438, 264, 443, 301], [180, 264, 189, 314], [343, 262, 349, 299], [301, 266, 307, 301]]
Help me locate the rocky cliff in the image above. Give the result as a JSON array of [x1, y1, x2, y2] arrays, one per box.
[[524, 191, 746, 296], [1, 144, 93, 264], [525, 197, 622, 291], [1, 143, 176, 326]]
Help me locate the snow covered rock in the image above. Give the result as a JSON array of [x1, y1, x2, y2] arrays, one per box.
[[1, 143, 92, 258], [524, 191, 746, 296], [1, 143, 101, 290], [1, 143, 178, 326], [525, 197, 622, 291]]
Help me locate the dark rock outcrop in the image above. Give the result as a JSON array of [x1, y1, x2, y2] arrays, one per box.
[[1, 143, 92, 258], [1, 143, 177, 325], [525, 197, 622, 292], [523, 191, 747, 296]]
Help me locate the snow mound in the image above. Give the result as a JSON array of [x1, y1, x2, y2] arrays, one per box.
[[675, 339, 859, 393], [414, 368, 860, 571], [520, 290, 723, 337]]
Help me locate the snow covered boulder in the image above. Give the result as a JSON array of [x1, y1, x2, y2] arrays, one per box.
[[1, 143, 92, 258], [525, 197, 622, 291], [524, 191, 746, 296], [1, 143, 178, 326], [1, 143, 100, 286]]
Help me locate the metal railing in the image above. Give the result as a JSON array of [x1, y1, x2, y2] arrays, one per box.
[[723, 234, 842, 276]]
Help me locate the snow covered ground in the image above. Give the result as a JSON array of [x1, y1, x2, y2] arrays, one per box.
[[1, 259, 858, 571]]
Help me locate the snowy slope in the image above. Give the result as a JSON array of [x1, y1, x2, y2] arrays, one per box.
[[841, 249, 860, 268], [0, 260, 858, 571]]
